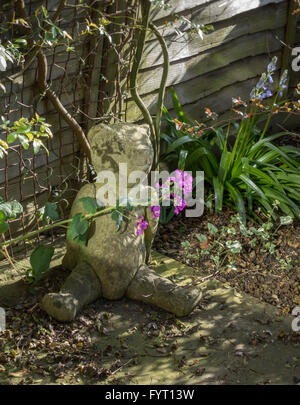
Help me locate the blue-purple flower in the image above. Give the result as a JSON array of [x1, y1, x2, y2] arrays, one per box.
[[250, 57, 277, 101], [279, 69, 288, 97], [267, 56, 277, 74]]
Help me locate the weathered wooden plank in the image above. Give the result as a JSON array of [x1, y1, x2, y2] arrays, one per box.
[[175, 78, 268, 120], [142, 1, 287, 69], [167, 72, 300, 137], [126, 52, 282, 122], [151, 0, 286, 24], [289, 34, 300, 87], [138, 28, 284, 96]]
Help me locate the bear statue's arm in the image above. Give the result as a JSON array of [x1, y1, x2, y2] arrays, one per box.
[[69, 183, 97, 217], [62, 183, 97, 270]]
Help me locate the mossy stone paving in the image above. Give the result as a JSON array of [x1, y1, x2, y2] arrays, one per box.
[[0, 245, 299, 385]]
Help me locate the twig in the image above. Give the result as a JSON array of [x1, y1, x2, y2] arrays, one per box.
[[129, 0, 155, 142], [111, 358, 133, 375], [129, 1, 169, 171], [197, 269, 221, 283]]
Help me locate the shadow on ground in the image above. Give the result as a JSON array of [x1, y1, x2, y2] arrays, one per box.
[[0, 245, 299, 385]]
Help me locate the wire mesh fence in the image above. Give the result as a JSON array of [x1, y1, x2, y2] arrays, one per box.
[[0, 0, 137, 258]]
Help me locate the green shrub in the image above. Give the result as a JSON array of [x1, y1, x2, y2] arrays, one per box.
[[160, 58, 300, 224]]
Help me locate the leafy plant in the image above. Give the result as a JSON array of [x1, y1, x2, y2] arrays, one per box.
[[180, 213, 294, 272], [38, 202, 60, 224], [0, 114, 53, 158], [0, 198, 23, 235], [26, 245, 55, 286], [161, 58, 300, 224]]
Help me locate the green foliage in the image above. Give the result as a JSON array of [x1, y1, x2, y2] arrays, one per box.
[[38, 202, 60, 224], [207, 222, 218, 235], [195, 234, 207, 243], [171, 15, 214, 39], [67, 213, 89, 246], [79, 197, 99, 214], [0, 114, 53, 158], [26, 245, 55, 285], [181, 213, 293, 270], [110, 197, 134, 233], [111, 210, 124, 233], [161, 80, 300, 224], [0, 198, 23, 221], [0, 222, 9, 234], [0, 198, 23, 234]]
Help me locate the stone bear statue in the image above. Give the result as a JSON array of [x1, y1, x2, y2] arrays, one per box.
[[42, 123, 202, 321]]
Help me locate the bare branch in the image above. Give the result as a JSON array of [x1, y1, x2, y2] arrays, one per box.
[[13, 0, 92, 162]]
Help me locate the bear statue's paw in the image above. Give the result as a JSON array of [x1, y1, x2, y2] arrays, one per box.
[[41, 292, 78, 322], [173, 285, 203, 317]]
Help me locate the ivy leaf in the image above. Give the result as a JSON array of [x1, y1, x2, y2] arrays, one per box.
[[195, 234, 207, 243], [43, 202, 59, 223], [30, 245, 55, 283], [207, 222, 218, 235], [280, 216, 293, 226], [67, 214, 89, 240], [181, 240, 190, 248], [72, 232, 88, 247], [111, 209, 123, 232], [0, 199, 23, 221], [226, 240, 242, 254], [79, 197, 99, 214]]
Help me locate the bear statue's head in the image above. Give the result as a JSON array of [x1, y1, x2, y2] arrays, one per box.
[[88, 123, 153, 179]]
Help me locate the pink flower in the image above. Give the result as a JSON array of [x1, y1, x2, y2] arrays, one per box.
[[136, 216, 148, 235], [150, 205, 160, 218]]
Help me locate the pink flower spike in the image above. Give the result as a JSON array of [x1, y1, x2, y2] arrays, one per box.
[[150, 205, 161, 218], [136, 216, 149, 235]]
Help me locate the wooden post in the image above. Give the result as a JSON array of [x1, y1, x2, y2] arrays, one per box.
[[83, 2, 104, 131], [281, 0, 299, 94]]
